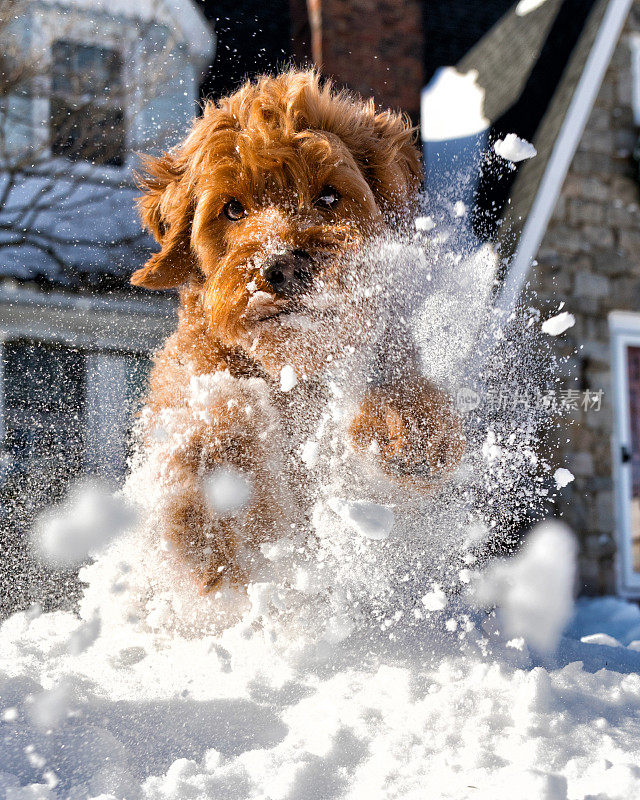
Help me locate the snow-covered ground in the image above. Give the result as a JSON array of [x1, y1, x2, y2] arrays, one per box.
[[2, 574, 640, 800]]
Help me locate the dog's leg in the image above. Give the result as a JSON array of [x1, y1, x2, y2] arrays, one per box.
[[148, 378, 293, 592], [348, 376, 464, 489]]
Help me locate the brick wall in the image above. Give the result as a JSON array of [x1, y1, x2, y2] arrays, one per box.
[[306, 0, 424, 118], [531, 6, 640, 593]]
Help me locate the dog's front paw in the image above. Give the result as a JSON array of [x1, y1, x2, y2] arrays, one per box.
[[349, 379, 464, 488]]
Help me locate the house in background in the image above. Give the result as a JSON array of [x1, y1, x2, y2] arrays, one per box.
[[427, 0, 640, 598], [0, 0, 214, 612]]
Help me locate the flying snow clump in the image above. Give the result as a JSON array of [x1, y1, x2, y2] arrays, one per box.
[[494, 133, 538, 163], [421, 583, 448, 611], [204, 467, 252, 514], [35, 481, 137, 568], [516, 0, 550, 15], [554, 468, 575, 489], [414, 216, 435, 232], [474, 521, 577, 653], [421, 67, 489, 139], [542, 311, 575, 336], [279, 365, 298, 392]]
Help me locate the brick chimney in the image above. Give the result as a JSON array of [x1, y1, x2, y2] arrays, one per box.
[[290, 0, 425, 120]]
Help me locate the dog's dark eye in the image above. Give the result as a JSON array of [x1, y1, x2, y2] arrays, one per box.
[[315, 187, 340, 210], [223, 200, 246, 221]]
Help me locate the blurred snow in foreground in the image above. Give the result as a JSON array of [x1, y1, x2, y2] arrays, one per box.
[[473, 522, 576, 654], [204, 468, 252, 515], [34, 482, 137, 568], [421, 67, 488, 140]]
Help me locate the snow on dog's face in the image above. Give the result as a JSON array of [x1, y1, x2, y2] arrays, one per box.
[[131, 69, 421, 376]]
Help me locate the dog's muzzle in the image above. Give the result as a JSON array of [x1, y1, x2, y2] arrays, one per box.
[[261, 250, 313, 297]]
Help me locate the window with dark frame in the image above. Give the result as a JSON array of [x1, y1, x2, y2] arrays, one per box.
[[0, 341, 149, 539], [49, 40, 125, 167]]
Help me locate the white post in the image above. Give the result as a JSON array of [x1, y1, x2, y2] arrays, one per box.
[[84, 352, 129, 485], [0, 339, 5, 448]]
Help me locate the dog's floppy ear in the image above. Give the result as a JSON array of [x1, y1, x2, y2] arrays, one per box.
[[363, 107, 422, 212], [131, 152, 197, 290]]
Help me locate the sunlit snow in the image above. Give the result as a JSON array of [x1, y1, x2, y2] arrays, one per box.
[[542, 311, 576, 336], [494, 133, 538, 163]]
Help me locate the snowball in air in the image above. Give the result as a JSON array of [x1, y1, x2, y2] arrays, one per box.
[[421, 584, 447, 611], [516, 0, 549, 15], [35, 482, 137, 568], [453, 201, 467, 218], [415, 216, 435, 232], [542, 311, 575, 336], [204, 467, 252, 514], [554, 468, 575, 489], [494, 134, 537, 163], [421, 67, 488, 139]]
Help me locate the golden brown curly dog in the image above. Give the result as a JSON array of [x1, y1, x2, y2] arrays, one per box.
[[131, 70, 463, 593]]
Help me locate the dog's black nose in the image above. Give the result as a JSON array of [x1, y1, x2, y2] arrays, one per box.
[[261, 250, 313, 297]]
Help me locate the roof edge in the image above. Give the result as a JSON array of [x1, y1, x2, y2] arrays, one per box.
[[34, 0, 216, 71], [496, 0, 633, 313], [158, 0, 216, 71]]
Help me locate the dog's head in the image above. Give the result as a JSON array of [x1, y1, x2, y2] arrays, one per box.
[[132, 69, 421, 376]]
